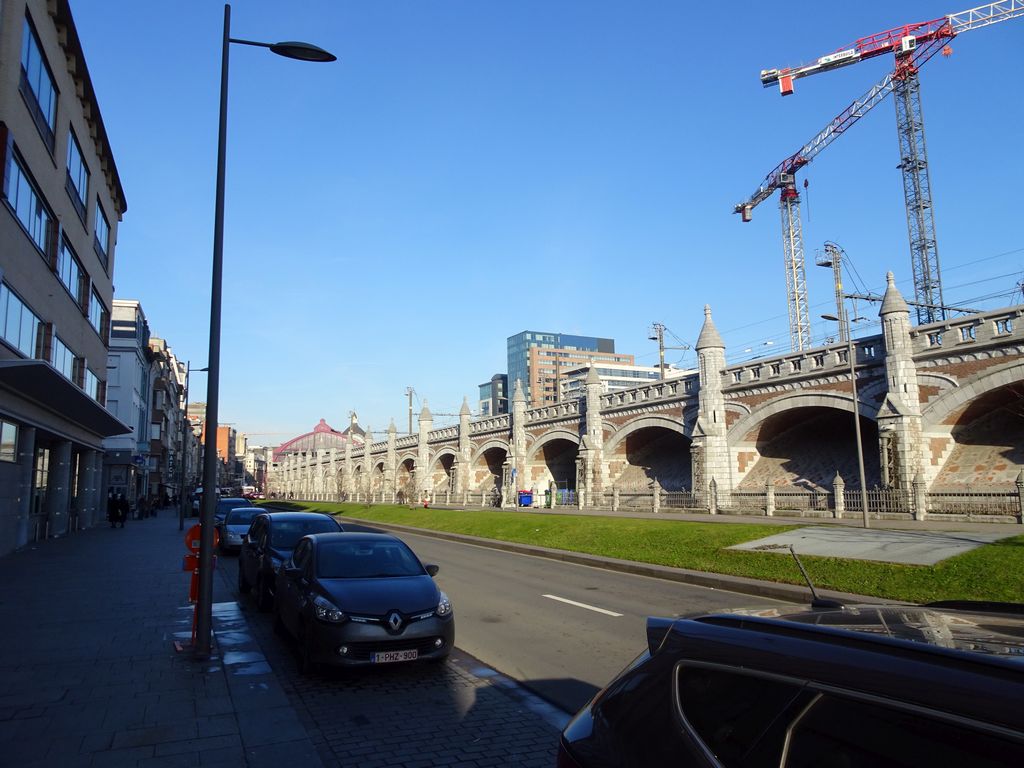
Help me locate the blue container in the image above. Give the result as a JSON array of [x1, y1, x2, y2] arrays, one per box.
[[517, 490, 533, 507]]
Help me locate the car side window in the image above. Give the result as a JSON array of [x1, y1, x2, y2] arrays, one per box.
[[676, 665, 806, 768], [783, 693, 1024, 768], [292, 540, 310, 572]]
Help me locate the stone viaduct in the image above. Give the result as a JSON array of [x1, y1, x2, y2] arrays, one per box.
[[272, 276, 1023, 514]]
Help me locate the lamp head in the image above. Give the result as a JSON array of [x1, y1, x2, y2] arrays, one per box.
[[270, 41, 336, 62], [821, 313, 840, 322]]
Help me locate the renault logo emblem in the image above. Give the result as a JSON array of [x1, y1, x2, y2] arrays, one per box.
[[387, 611, 403, 632]]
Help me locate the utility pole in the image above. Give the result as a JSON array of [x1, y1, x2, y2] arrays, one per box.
[[649, 323, 666, 380]]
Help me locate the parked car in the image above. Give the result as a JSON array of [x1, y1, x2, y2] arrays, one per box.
[[217, 506, 263, 554], [238, 511, 344, 611], [213, 496, 253, 526], [558, 602, 1024, 767], [274, 532, 454, 673]]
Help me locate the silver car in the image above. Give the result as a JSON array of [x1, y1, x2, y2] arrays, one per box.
[[218, 506, 262, 553]]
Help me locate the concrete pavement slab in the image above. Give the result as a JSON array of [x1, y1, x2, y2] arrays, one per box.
[[728, 525, 1017, 564]]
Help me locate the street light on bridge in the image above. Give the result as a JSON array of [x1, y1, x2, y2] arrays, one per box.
[[194, 4, 336, 659]]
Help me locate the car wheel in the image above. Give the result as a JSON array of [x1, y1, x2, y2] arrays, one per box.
[[256, 577, 273, 613], [238, 563, 251, 594]]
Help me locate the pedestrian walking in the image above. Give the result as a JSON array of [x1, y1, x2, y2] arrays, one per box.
[[116, 493, 129, 528], [137, 495, 149, 520], [107, 491, 117, 528]]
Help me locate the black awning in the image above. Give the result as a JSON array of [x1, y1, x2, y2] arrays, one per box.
[[0, 359, 132, 438]]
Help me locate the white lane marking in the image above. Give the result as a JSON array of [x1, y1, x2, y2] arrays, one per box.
[[542, 594, 623, 617]]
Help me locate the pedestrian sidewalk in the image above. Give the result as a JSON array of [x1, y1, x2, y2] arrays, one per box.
[[0, 508, 322, 767]]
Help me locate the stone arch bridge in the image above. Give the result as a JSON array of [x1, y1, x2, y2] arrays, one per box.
[[272, 279, 1023, 519]]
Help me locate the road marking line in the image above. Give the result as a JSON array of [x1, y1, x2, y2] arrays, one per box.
[[542, 594, 622, 617]]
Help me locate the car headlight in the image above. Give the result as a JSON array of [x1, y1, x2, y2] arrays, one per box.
[[436, 591, 452, 617], [313, 595, 346, 623]]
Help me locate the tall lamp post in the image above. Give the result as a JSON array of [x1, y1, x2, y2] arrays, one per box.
[[177, 363, 208, 531], [195, 4, 336, 659], [821, 308, 871, 529]]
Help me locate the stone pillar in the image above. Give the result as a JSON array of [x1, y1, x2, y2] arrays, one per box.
[[510, 380, 526, 495], [458, 397, 472, 495], [71, 450, 92, 531], [417, 403, 433, 500], [612, 485, 620, 512], [362, 427, 373, 499], [14, 426, 36, 548], [708, 477, 718, 515], [877, 272, 926, 501], [913, 472, 928, 521], [44, 440, 72, 537], [764, 481, 775, 517], [833, 473, 846, 519], [652, 482, 661, 514], [1016, 471, 1024, 525], [581, 366, 608, 496], [692, 306, 733, 500], [385, 421, 397, 499], [343, 431, 354, 497]]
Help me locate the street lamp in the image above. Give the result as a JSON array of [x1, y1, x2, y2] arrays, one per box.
[[177, 363, 208, 531], [195, 4, 336, 659], [821, 310, 871, 529]]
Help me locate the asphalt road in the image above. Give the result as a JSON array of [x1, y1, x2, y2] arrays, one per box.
[[389, 528, 784, 713]]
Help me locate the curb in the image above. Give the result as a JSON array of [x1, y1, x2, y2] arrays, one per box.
[[333, 515, 881, 606]]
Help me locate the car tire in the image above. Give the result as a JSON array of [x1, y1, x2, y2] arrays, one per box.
[[256, 577, 273, 613], [238, 563, 251, 594]]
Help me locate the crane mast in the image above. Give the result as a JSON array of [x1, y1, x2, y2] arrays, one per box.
[[749, 0, 1023, 326]]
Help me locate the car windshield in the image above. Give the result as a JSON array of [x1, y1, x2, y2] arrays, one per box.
[[225, 507, 259, 525], [317, 540, 424, 579], [270, 519, 339, 548]]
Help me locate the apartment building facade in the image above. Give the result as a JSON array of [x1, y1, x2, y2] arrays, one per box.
[[103, 300, 150, 505], [0, 0, 128, 552]]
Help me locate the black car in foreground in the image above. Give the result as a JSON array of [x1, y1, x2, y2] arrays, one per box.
[[274, 532, 454, 673], [238, 511, 344, 611], [559, 602, 1024, 768]]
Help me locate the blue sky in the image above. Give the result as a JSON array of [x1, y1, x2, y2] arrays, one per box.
[[72, 0, 1023, 442]]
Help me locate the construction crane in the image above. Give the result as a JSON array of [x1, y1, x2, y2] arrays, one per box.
[[740, 1, 1024, 337]]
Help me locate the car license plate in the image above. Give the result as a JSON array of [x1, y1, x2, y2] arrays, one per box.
[[372, 649, 418, 663]]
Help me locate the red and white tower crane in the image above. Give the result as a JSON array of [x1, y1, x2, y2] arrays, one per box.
[[737, 0, 1023, 344]]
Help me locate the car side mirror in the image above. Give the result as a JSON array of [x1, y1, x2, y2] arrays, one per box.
[[425, 564, 439, 577]]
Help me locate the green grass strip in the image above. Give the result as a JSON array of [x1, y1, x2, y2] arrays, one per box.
[[262, 501, 1024, 604]]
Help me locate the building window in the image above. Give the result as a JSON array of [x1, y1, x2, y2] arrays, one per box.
[[791, 359, 802, 373], [927, 332, 943, 347], [19, 15, 57, 153], [0, 420, 17, 462], [732, 371, 743, 383], [57, 238, 86, 307], [83, 367, 99, 401], [4, 151, 53, 255], [94, 203, 110, 269], [51, 335, 74, 381], [995, 318, 1013, 335], [770, 363, 782, 376], [960, 325, 976, 342], [66, 130, 89, 221], [0, 283, 42, 358], [752, 367, 762, 380], [88, 289, 108, 339], [813, 354, 825, 368]]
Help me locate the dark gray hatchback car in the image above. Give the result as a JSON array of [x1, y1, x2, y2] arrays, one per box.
[[559, 602, 1024, 768], [238, 511, 343, 611]]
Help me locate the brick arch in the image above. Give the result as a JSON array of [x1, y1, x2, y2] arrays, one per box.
[[525, 429, 580, 461], [430, 447, 459, 468], [396, 451, 417, 468], [604, 415, 690, 454], [729, 391, 876, 444], [922, 359, 1024, 429], [470, 439, 510, 465]]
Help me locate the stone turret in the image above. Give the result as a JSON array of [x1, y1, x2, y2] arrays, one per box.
[[692, 305, 732, 498], [417, 401, 433, 498], [343, 429, 354, 496], [385, 421, 397, 499], [579, 364, 608, 502], [877, 272, 926, 505], [510, 380, 527, 504], [458, 397, 472, 495], [362, 426, 373, 497]]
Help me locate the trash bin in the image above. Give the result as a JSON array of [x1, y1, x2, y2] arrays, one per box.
[[517, 490, 533, 507]]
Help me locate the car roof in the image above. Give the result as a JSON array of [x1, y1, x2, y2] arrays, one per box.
[[689, 603, 1024, 666], [260, 511, 338, 523], [307, 532, 399, 545]]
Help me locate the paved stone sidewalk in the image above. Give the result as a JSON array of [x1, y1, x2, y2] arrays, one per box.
[[0, 510, 564, 767]]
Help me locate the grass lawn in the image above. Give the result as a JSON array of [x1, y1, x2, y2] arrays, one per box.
[[262, 501, 1024, 604]]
